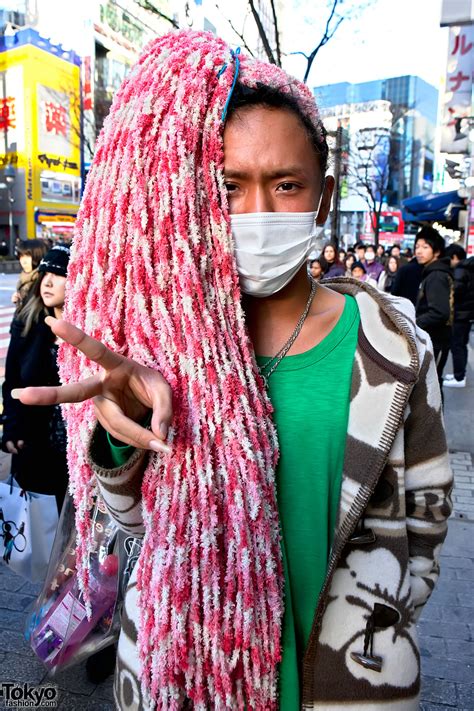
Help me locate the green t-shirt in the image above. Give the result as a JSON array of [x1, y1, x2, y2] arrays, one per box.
[[256, 294, 359, 709], [108, 294, 360, 710]]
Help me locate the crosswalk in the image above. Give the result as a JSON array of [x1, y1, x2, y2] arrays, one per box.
[[0, 306, 14, 361]]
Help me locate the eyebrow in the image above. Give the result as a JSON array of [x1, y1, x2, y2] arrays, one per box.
[[224, 167, 309, 180]]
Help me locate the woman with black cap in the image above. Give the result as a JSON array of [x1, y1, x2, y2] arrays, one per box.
[[2, 245, 70, 512]]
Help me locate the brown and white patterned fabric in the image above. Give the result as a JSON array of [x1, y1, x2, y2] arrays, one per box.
[[88, 279, 453, 711]]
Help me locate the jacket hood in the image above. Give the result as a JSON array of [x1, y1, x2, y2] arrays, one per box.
[[422, 257, 452, 275]]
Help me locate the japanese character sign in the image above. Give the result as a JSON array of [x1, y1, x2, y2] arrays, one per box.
[[44, 101, 68, 137], [0, 97, 16, 131], [37, 85, 71, 157], [441, 25, 474, 153]]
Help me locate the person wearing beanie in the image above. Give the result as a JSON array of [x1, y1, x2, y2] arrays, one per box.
[[351, 259, 379, 288], [1, 245, 71, 511], [16, 32, 452, 711]]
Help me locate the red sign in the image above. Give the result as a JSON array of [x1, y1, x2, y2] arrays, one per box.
[[82, 56, 93, 111], [44, 101, 68, 137], [0, 97, 16, 131]]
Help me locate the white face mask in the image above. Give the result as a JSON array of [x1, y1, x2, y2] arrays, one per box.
[[231, 199, 325, 298]]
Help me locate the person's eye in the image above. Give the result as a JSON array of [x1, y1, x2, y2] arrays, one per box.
[[277, 182, 299, 192], [224, 182, 239, 194]]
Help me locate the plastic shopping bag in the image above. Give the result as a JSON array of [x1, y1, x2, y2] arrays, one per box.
[[0, 475, 58, 582], [27, 492, 141, 673]]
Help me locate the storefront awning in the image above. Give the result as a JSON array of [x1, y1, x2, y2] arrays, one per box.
[[402, 190, 465, 226]]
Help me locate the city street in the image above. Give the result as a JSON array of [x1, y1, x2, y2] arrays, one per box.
[[0, 0, 472, 709], [0, 266, 472, 708]]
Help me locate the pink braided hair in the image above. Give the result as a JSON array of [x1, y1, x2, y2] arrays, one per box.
[[58, 30, 325, 709]]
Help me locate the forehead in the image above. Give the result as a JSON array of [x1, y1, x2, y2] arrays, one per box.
[[223, 105, 320, 177]]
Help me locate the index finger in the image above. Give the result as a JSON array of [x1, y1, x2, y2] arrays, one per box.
[[45, 317, 124, 371]]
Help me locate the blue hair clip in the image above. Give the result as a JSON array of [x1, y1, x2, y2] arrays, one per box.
[[220, 47, 241, 122]]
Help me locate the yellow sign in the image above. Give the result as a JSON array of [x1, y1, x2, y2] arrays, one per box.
[[37, 213, 76, 224], [0, 39, 81, 238]]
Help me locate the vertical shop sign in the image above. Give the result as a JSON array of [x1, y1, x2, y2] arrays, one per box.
[[440, 25, 474, 153]]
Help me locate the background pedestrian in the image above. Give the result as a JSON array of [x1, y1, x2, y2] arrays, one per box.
[[2, 245, 70, 512], [364, 244, 384, 283], [443, 244, 474, 388], [309, 258, 323, 281], [12, 240, 50, 312], [391, 252, 423, 305], [351, 260, 378, 287], [320, 242, 345, 277], [354, 241, 366, 263], [379, 255, 400, 293], [415, 227, 453, 391], [376, 244, 386, 264], [344, 253, 355, 276]]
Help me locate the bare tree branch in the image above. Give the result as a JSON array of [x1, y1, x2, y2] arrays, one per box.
[[216, 0, 372, 84], [137, 0, 179, 29], [302, 0, 342, 82], [248, 0, 278, 65], [269, 0, 282, 66], [214, 3, 256, 58]]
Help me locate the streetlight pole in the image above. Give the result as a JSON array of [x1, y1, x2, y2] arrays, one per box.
[[3, 164, 16, 257]]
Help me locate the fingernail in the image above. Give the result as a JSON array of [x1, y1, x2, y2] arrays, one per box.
[[159, 422, 168, 439], [149, 439, 171, 455], [11, 389, 22, 400], [45, 316, 56, 326]]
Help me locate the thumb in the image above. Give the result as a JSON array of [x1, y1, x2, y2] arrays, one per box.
[[149, 388, 173, 443]]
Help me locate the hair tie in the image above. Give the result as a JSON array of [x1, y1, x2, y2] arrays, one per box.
[[220, 47, 241, 122]]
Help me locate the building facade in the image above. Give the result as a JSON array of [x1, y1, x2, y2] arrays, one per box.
[[0, 28, 81, 243], [0, 0, 281, 244], [314, 75, 438, 244]]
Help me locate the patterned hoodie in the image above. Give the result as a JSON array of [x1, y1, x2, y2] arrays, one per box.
[[89, 279, 452, 711]]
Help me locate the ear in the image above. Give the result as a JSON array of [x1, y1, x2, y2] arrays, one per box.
[[316, 175, 335, 224]]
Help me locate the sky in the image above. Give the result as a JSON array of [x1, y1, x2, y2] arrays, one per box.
[[283, 0, 449, 90], [34, 0, 449, 92]]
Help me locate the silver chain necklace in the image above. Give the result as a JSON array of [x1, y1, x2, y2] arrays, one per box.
[[258, 279, 317, 388]]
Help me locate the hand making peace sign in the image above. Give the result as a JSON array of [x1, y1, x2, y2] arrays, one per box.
[[11, 317, 172, 454]]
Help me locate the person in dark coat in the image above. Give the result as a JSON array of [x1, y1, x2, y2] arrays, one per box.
[[443, 244, 474, 388], [2, 245, 70, 512], [415, 227, 454, 389], [320, 242, 345, 278], [378, 255, 400, 293], [391, 256, 424, 305]]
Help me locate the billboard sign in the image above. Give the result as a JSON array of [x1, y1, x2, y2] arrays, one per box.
[[440, 25, 474, 153], [0, 33, 81, 239]]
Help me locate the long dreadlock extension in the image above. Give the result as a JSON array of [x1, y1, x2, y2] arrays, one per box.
[[58, 30, 326, 710]]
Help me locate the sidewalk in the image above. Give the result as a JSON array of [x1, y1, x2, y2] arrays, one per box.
[[0, 339, 472, 709], [416, 335, 474, 710]]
